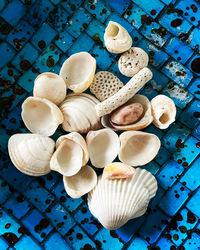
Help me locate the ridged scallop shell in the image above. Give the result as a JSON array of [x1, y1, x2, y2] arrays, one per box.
[[22, 97, 63, 136], [33, 72, 67, 105], [104, 21, 132, 54], [101, 94, 153, 130], [119, 131, 161, 166], [88, 168, 157, 230], [8, 134, 55, 176], [63, 165, 97, 198], [59, 52, 96, 93], [60, 93, 101, 133], [151, 95, 176, 129], [86, 128, 120, 168]]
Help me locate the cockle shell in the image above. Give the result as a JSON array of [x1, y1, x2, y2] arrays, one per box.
[[88, 168, 157, 230], [33, 72, 67, 105], [119, 131, 161, 166], [86, 128, 120, 168], [151, 95, 176, 129], [63, 165, 97, 198], [8, 134, 55, 176], [60, 93, 101, 133], [59, 52, 96, 93], [22, 96, 63, 136], [104, 21, 132, 54]]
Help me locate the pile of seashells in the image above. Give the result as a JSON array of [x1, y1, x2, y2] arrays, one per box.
[[8, 21, 176, 230]]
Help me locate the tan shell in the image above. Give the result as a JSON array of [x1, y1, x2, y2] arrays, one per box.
[[104, 21, 132, 54], [151, 95, 176, 129], [8, 133, 55, 176], [21, 97, 63, 136], [59, 52, 96, 93], [119, 131, 161, 166], [63, 165, 97, 198], [33, 72, 66, 105]]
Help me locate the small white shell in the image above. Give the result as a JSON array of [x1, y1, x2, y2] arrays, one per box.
[[22, 97, 63, 136], [118, 47, 149, 77], [119, 131, 161, 166], [33, 72, 67, 105], [59, 52, 96, 93], [104, 21, 132, 54], [8, 133, 55, 176], [151, 95, 176, 129], [63, 165, 97, 198], [86, 128, 120, 168], [88, 168, 157, 230]]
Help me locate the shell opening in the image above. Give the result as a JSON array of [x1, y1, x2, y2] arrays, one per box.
[[159, 112, 170, 124], [106, 23, 119, 39]]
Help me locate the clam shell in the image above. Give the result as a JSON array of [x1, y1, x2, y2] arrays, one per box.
[[63, 165, 97, 198], [59, 52, 96, 93], [86, 128, 120, 168], [22, 97, 63, 136], [104, 21, 132, 54], [88, 168, 157, 230], [119, 131, 161, 166], [33, 72, 67, 105], [151, 95, 176, 129], [101, 94, 153, 131], [8, 133, 55, 176]]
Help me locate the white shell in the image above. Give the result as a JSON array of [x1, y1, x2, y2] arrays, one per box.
[[88, 168, 157, 230], [59, 52, 96, 93], [33, 72, 67, 105], [22, 97, 63, 136], [63, 165, 97, 198], [104, 21, 132, 54], [60, 93, 101, 133], [86, 128, 120, 168], [8, 133, 55, 176], [151, 95, 176, 129], [119, 131, 161, 166], [118, 47, 149, 77]]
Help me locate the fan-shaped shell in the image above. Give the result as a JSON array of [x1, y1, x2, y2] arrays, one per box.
[[8, 133, 55, 176], [22, 97, 63, 136], [119, 131, 161, 166], [88, 168, 157, 230], [86, 128, 120, 168], [59, 52, 96, 93]]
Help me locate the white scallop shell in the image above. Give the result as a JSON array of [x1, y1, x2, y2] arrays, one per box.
[[59, 52, 96, 93], [8, 133, 55, 176], [86, 128, 120, 168], [63, 165, 97, 198], [88, 168, 157, 230], [104, 21, 132, 54], [119, 131, 161, 166], [151, 95, 176, 129], [33, 72, 67, 105], [21, 97, 63, 136]]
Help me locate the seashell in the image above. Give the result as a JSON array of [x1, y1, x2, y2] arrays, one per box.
[[56, 132, 89, 166], [104, 21, 132, 54], [50, 139, 83, 176], [90, 71, 123, 101], [59, 52, 96, 93], [8, 133, 55, 176], [151, 95, 176, 129], [33, 72, 67, 105], [86, 128, 120, 168], [60, 93, 101, 133], [103, 162, 135, 180], [95, 67, 153, 117], [22, 97, 63, 136], [118, 47, 149, 77], [88, 168, 157, 230], [119, 131, 161, 166], [101, 94, 153, 131], [63, 165, 97, 198]]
